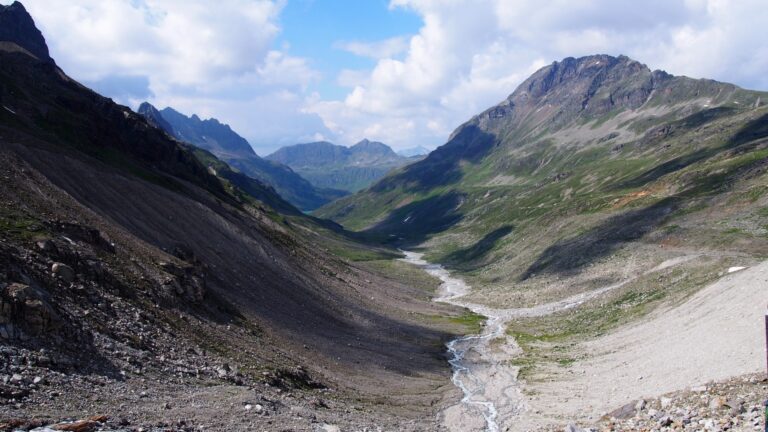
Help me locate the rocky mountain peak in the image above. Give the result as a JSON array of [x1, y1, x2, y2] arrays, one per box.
[[519, 55, 649, 98], [0, 1, 53, 63], [351, 139, 395, 156], [137, 102, 174, 134], [471, 54, 673, 136], [510, 54, 661, 113]]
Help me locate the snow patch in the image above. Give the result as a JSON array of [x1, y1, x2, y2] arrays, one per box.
[[727, 266, 747, 273]]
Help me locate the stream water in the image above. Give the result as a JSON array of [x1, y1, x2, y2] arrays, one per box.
[[401, 250, 666, 431], [400, 251, 506, 432]]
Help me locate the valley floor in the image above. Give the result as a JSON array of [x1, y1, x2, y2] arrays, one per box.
[[403, 252, 766, 431]]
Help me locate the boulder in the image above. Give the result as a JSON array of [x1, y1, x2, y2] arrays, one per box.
[[35, 239, 56, 253], [709, 395, 726, 410], [0, 283, 62, 339], [51, 262, 75, 283], [660, 396, 673, 409], [606, 401, 637, 419], [51, 420, 98, 431]]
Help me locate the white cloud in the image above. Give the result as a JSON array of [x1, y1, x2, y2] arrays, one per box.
[[24, 0, 284, 85], [307, 0, 768, 150], [256, 51, 320, 88], [335, 36, 409, 59]]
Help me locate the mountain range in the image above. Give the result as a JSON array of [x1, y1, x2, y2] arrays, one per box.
[[137, 103, 347, 211], [266, 139, 423, 192]]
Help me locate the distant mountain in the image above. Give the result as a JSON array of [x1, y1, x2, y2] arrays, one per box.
[[157, 106, 255, 159], [138, 103, 347, 211], [397, 146, 431, 157], [266, 139, 422, 192]]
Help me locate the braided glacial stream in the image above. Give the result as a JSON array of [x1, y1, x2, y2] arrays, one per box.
[[400, 251, 512, 432], [401, 250, 662, 431]]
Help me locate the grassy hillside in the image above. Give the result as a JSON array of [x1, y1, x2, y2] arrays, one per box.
[[317, 55, 768, 309]]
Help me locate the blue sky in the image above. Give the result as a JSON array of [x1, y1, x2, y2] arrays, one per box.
[[5, 0, 768, 155], [277, 0, 421, 100]]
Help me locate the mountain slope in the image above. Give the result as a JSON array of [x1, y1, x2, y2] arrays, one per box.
[[318, 54, 768, 307], [138, 103, 347, 211], [0, 6, 469, 429], [267, 139, 422, 192]]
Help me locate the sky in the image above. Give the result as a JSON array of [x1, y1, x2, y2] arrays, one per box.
[[4, 0, 768, 155]]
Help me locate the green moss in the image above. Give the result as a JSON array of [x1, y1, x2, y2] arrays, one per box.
[[723, 227, 747, 235], [0, 212, 46, 240]]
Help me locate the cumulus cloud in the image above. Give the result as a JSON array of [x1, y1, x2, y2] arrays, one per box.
[[307, 0, 768, 150], [10, 0, 331, 154], [335, 36, 409, 59]]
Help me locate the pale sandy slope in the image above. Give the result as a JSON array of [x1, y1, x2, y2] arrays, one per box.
[[518, 260, 768, 430]]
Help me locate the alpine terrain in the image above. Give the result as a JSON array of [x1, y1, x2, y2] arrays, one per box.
[[267, 139, 423, 193], [319, 55, 768, 429], [2, 1, 768, 432]]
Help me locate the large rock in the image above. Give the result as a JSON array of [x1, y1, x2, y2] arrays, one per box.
[[606, 401, 637, 419], [0, 283, 62, 339], [51, 262, 75, 283]]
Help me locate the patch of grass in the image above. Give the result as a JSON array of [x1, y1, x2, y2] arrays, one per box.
[[447, 310, 486, 334], [723, 227, 747, 235], [329, 246, 397, 262], [358, 258, 442, 295], [423, 309, 487, 335], [0, 212, 45, 240]]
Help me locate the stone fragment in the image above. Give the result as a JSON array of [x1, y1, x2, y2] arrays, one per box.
[[51, 263, 75, 283]]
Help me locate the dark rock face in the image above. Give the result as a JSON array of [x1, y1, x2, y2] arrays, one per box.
[[157, 106, 256, 159], [0, 2, 53, 63], [502, 54, 664, 129], [0, 283, 62, 340], [137, 102, 174, 136]]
